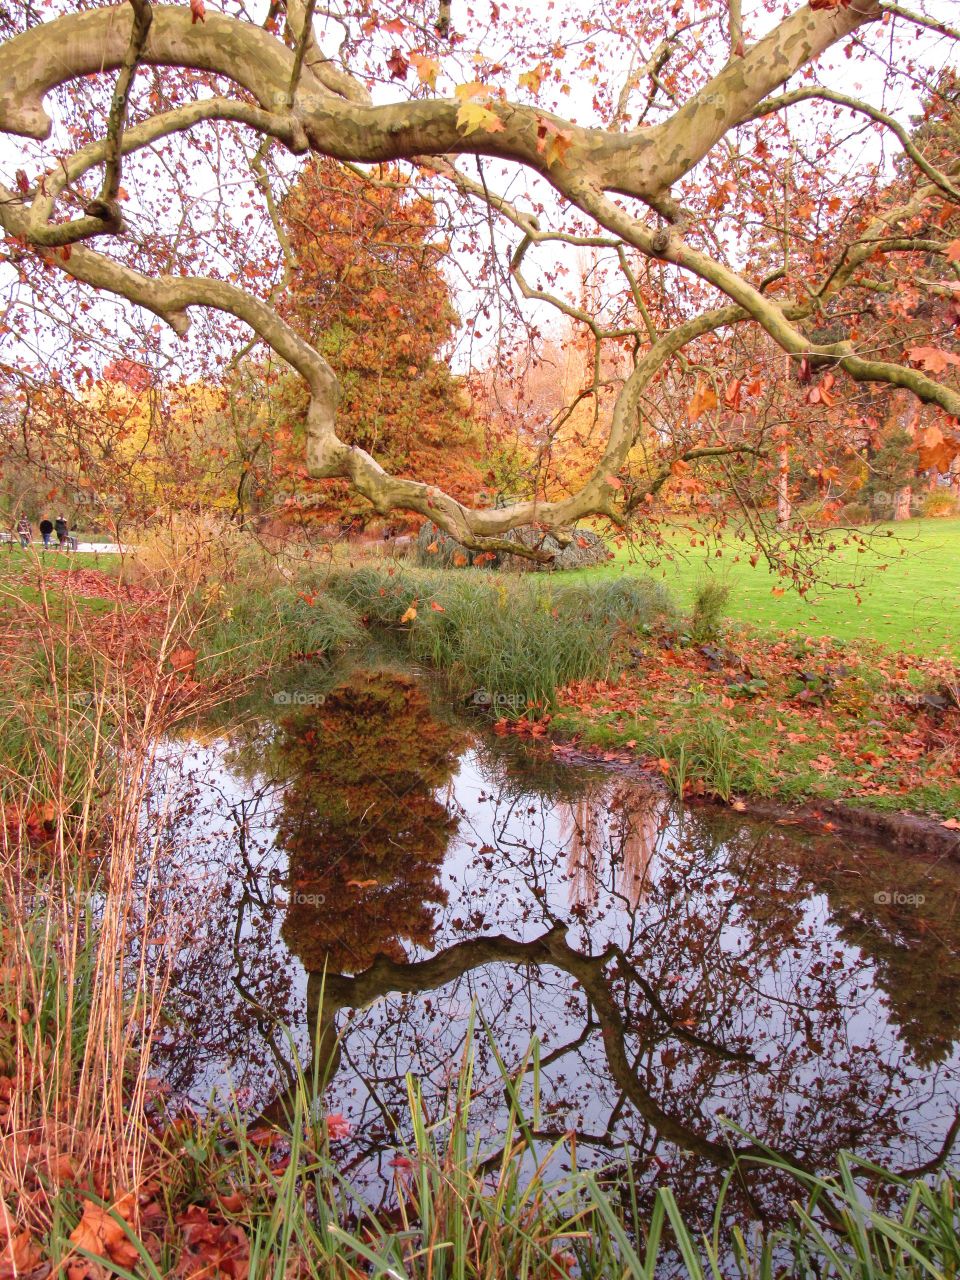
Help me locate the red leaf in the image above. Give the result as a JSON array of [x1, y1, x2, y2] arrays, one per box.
[[386, 48, 409, 80], [325, 1112, 351, 1140], [190, 0, 205, 23]]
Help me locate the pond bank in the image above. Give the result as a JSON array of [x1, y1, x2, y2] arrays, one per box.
[[545, 737, 960, 858], [316, 563, 960, 825]]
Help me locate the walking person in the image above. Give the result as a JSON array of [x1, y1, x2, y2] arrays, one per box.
[[39, 517, 53, 548], [54, 514, 69, 550], [16, 516, 30, 548]]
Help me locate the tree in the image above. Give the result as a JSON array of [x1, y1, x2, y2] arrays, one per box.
[[275, 157, 485, 528], [0, 0, 958, 561]]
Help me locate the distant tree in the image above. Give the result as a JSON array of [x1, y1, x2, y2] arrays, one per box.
[[277, 159, 484, 529]]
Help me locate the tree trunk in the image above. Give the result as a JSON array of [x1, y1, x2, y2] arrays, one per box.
[[775, 446, 791, 529], [893, 485, 912, 520]]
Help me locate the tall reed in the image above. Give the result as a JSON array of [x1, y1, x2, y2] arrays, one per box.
[[0, 550, 216, 1234]]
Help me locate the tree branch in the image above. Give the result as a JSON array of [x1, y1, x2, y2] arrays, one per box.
[[94, 0, 153, 221]]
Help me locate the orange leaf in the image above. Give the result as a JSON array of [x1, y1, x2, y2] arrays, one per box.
[[518, 64, 545, 94], [430, 600, 445, 611], [687, 379, 718, 422], [907, 345, 960, 374], [399, 605, 417, 623], [410, 52, 440, 90], [70, 1200, 140, 1270]]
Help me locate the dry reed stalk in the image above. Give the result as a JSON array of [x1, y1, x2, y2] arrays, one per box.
[[0, 550, 222, 1228]]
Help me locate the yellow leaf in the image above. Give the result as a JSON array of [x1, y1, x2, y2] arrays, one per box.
[[456, 100, 505, 134], [454, 81, 491, 102], [399, 605, 418, 623], [518, 64, 544, 95]]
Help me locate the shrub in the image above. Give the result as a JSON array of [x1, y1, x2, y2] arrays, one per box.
[[327, 565, 676, 711], [840, 501, 871, 524], [922, 489, 960, 519], [196, 587, 364, 677], [689, 578, 730, 643]]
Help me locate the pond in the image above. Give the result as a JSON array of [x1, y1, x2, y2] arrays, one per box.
[[142, 657, 960, 1223]]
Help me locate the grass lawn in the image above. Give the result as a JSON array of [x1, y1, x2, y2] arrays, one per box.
[[0, 547, 125, 620], [0, 546, 122, 572], [567, 517, 960, 657]]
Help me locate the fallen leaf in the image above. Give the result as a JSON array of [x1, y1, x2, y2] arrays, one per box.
[[70, 1200, 139, 1270]]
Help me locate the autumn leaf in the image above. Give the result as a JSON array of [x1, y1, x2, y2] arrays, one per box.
[[687, 378, 718, 421], [189, 0, 205, 23], [946, 239, 960, 264], [386, 48, 409, 80], [325, 1112, 352, 1140], [518, 64, 545, 95], [454, 81, 491, 102], [70, 1199, 140, 1270], [410, 51, 440, 90], [807, 373, 835, 408], [456, 100, 505, 134], [916, 424, 960, 473], [399, 605, 417, 623], [907, 345, 960, 374], [2, 1230, 42, 1274], [723, 378, 742, 410], [426, 540, 439, 553], [430, 599, 445, 611], [535, 118, 573, 167]]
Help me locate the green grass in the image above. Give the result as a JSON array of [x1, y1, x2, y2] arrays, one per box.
[[196, 585, 366, 677], [566, 517, 960, 657], [0, 545, 123, 570], [327, 566, 677, 712]]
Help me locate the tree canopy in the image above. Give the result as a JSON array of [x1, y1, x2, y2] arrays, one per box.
[[0, 0, 957, 557]]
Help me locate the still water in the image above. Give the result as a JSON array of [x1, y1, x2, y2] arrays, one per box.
[[143, 660, 960, 1220]]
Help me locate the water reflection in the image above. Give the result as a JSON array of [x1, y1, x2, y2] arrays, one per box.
[[144, 664, 960, 1217]]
